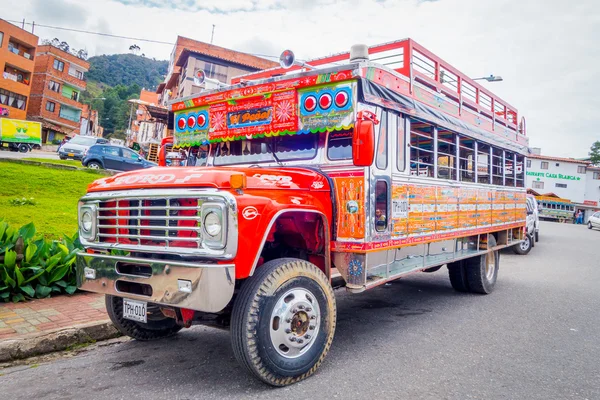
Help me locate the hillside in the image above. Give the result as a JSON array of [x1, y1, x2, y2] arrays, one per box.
[[86, 54, 168, 90], [82, 54, 168, 138]]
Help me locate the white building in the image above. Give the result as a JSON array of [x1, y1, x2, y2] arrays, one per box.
[[526, 151, 600, 219], [584, 166, 600, 208]]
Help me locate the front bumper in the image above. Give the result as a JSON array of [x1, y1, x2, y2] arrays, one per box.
[[76, 253, 235, 312]]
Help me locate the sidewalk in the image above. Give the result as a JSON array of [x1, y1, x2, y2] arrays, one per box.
[[0, 293, 108, 340]]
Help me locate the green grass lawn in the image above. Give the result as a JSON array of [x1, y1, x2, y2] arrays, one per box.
[[24, 157, 84, 167], [0, 161, 103, 239]]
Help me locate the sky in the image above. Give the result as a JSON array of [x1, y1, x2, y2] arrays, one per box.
[[3, 0, 598, 157]]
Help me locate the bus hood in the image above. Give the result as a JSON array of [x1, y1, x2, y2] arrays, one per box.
[[87, 166, 331, 192]]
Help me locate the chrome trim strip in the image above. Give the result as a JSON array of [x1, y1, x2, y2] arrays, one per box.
[[79, 189, 238, 259]]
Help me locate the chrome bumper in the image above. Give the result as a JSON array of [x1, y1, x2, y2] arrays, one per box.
[[76, 253, 235, 313]]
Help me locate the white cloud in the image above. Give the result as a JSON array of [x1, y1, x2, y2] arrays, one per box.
[[6, 0, 599, 157]]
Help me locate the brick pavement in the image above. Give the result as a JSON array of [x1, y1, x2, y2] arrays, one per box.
[[0, 293, 108, 340]]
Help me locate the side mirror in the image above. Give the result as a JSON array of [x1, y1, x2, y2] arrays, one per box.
[[352, 111, 378, 167]]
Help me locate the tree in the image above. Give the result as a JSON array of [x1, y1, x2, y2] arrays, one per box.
[[129, 44, 141, 55], [76, 49, 88, 60], [58, 41, 70, 53], [590, 141, 600, 165]]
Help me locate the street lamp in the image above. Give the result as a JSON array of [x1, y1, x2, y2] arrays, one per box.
[[82, 97, 106, 136], [440, 72, 503, 84], [472, 75, 503, 82]]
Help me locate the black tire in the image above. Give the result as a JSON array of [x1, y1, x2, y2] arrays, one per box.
[[105, 295, 182, 341], [588, 222, 593, 230], [464, 236, 499, 294], [448, 260, 470, 292], [59, 155, 67, 160], [18, 144, 29, 153], [513, 233, 533, 255], [231, 258, 336, 387], [87, 161, 103, 169], [535, 230, 539, 242]]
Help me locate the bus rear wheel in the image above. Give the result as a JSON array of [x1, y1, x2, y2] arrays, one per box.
[[463, 236, 499, 294], [448, 235, 499, 294], [231, 258, 336, 386]]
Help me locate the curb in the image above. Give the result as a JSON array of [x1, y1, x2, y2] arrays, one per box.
[[0, 320, 122, 362], [0, 157, 116, 176]]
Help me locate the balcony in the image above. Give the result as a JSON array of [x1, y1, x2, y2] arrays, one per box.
[[3, 65, 32, 86], [58, 105, 82, 123], [7, 41, 34, 62]]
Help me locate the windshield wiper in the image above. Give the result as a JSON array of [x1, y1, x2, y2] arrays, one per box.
[[265, 142, 283, 166]]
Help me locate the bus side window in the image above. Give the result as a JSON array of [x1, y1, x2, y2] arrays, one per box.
[[459, 136, 475, 182], [477, 142, 491, 184], [516, 155, 525, 187], [437, 129, 456, 180], [410, 120, 434, 177], [492, 147, 504, 185], [376, 111, 388, 170], [375, 180, 388, 232], [397, 115, 405, 172], [505, 152, 515, 187]]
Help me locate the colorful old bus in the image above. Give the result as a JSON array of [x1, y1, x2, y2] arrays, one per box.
[[75, 39, 529, 386], [535, 195, 575, 222]]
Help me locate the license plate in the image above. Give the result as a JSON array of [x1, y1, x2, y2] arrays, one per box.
[[68, 153, 74, 157], [123, 298, 147, 323], [2, 143, 8, 147]]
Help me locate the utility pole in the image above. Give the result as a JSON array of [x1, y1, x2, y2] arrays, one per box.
[[22, 19, 25, 29], [211, 25, 215, 44], [127, 102, 134, 143]]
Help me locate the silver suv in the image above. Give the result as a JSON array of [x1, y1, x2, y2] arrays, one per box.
[[59, 136, 108, 161]]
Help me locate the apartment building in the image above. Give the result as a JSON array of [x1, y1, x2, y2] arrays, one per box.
[[156, 36, 277, 106], [27, 44, 89, 143], [0, 19, 38, 120]]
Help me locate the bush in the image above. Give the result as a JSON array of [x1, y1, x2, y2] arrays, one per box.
[[0, 219, 81, 303]]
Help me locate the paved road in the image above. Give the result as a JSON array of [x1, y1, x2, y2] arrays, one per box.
[[1, 222, 599, 400], [0, 149, 60, 160]]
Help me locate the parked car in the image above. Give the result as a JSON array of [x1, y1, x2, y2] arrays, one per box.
[[59, 136, 108, 160], [588, 211, 600, 230], [82, 144, 157, 171], [513, 195, 537, 255], [527, 194, 540, 242]]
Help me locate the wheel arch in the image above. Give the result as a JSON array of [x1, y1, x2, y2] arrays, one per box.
[[249, 209, 331, 280], [86, 158, 104, 168]]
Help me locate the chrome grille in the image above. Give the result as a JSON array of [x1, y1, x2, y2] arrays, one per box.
[[95, 197, 202, 249]]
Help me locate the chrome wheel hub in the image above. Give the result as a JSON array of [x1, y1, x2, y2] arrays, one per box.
[[520, 236, 530, 251], [269, 288, 320, 358]]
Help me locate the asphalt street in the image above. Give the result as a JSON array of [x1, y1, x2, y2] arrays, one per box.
[[1, 221, 599, 400]]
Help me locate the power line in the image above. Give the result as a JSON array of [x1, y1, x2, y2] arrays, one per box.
[[5, 19, 175, 45], [5, 18, 281, 59]]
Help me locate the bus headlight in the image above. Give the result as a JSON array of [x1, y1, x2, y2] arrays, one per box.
[[201, 203, 227, 249], [204, 211, 222, 237], [78, 204, 97, 241]]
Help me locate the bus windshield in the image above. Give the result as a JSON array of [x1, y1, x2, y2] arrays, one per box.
[[213, 135, 318, 166]]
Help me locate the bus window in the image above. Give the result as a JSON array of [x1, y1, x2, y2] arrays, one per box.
[[396, 115, 405, 172], [459, 136, 475, 182], [492, 147, 504, 185], [505, 152, 515, 187], [437, 129, 456, 180], [375, 180, 388, 232], [477, 142, 490, 184], [516, 155, 525, 187], [410, 120, 434, 177], [327, 130, 352, 160], [376, 111, 388, 170]]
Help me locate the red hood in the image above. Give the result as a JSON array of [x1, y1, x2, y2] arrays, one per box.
[[87, 166, 331, 192]]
